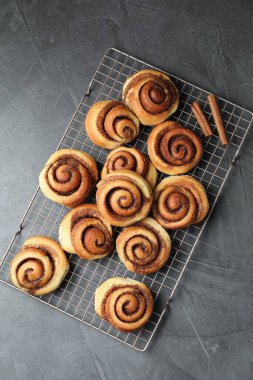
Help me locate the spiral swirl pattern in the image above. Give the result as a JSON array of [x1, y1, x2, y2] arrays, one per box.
[[101, 147, 158, 189], [116, 217, 171, 274], [148, 121, 203, 175], [10, 236, 69, 296], [39, 149, 98, 208], [85, 100, 139, 149], [96, 170, 153, 227], [95, 277, 153, 332], [59, 204, 113, 260], [152, 175, 209, 229], [122, 69, 179, 126]]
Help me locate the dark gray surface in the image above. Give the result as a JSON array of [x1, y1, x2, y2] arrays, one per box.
[[0, 0, 253, 379]]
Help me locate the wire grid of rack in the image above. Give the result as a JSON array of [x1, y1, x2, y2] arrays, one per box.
[[0, 48, 252, 351]]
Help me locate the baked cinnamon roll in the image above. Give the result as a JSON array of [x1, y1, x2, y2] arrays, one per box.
[[152, 175, 209, 229], [95, 277, 153, 332], [101, 146, 158, 189], [39, 149, 98, 208], [148, 121, 203, 175], [10, 236, 69, 296], [85, 100, 139, 149], [96, 170, 153, 227], [116, 217, 171, 274], [59, 204, 113, 260], [122, 69, 179, 126]]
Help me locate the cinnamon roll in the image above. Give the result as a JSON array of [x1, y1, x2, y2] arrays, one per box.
[[10, 236, 69, 296], [101, 146, 158, 189], [85, 100, 139, 149], [59, 204, 113, 260], [116, 217, 171, 274], [96, 170, 152, 227], [122, 69, 179, 126], [39, 149, 98, 208], [95, 277, 153, 332], [152, 175, 209, 229], [148, 121, 203, 175]]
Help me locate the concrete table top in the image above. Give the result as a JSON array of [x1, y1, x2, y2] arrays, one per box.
[[0, 1, 252, 379]]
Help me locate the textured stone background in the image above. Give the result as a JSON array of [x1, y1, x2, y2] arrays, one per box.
[[0, 1, 253, 379]]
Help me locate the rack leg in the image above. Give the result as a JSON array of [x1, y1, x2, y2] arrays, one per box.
[[13, 223, 23, 239]]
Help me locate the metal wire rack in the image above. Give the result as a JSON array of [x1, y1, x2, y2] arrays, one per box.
[[0, 48, 252, 351]]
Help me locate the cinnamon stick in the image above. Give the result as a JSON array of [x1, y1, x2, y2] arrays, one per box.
[[191, 101, 213, 137], [207, 94, 228, 145]]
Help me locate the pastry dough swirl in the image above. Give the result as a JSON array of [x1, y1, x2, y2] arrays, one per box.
[[101, 146, 157, 189], [85, 100, 139, 149], [116, 217, 171, 274], [95, 277, 153, 332], [10, 236, 69, 296], [122, 69, 179, 126], [148, 121, 203, 175], [152, 175, 209, 229], [59, 204, 113, 260], [39, 149, 98, 208], [96, 170, 153, 227]]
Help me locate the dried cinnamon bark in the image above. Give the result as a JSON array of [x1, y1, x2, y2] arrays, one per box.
[[207, 94, 228, 145], [191, 102, 213, 137]]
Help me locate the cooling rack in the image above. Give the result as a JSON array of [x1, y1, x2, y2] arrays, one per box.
[[0, 48, 252, 351]]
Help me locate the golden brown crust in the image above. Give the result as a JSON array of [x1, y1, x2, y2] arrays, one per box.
[[122, 69, 179, 126], [85, 100, 139, 149], [152, 175, 209, 229], [59, 204, 113, 260], [148, 121, 203, 175], [101, 146, 158, 189], [95, 277, 153, 332], [39, 149, 98, 208], [10, 236, 69, 296], [116, 217, 171, 274], [96, 170, 153, 227]]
